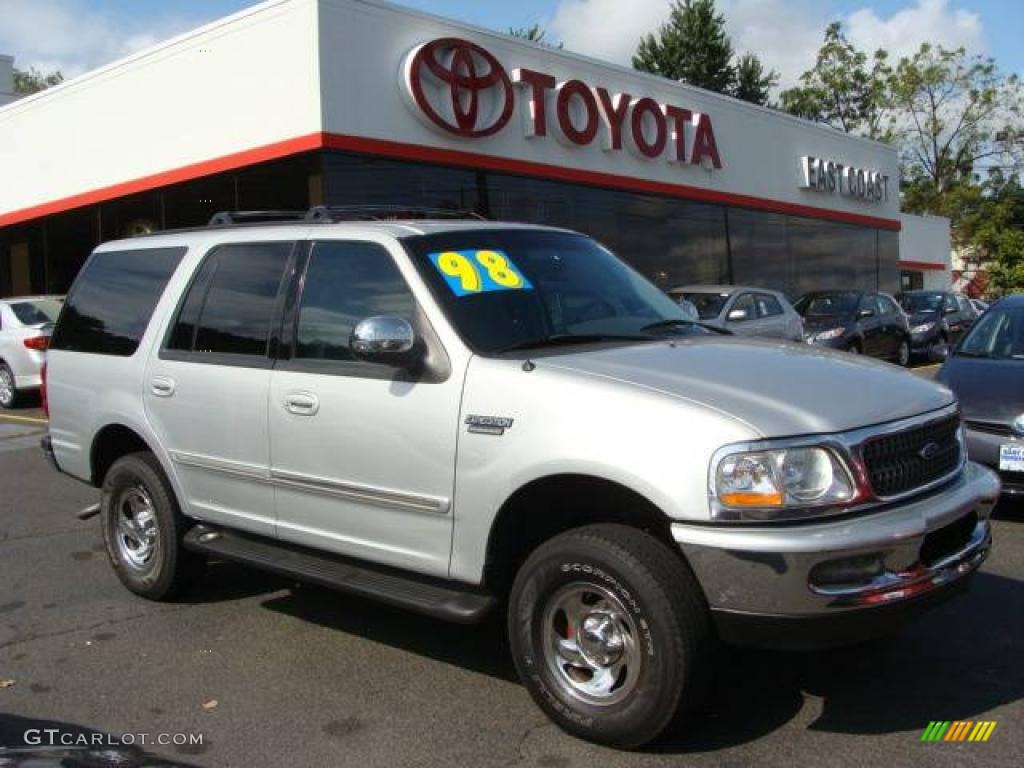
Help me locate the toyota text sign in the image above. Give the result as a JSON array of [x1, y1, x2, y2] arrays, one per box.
[[402, 38, 723, 169]]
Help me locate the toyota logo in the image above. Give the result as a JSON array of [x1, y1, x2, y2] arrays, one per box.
[[918, 441, 942, 461], [403, 38, 514, 138], [1014, 413, 1024, 436]]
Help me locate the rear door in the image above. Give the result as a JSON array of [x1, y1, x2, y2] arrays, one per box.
[[753, 293, 788, 338], [144, 241, 295, 538], [268, 239, 461, 577]]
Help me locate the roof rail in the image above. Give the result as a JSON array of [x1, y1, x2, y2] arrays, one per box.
[[304, 205, 486, 223], [208, 210, 308, 226]]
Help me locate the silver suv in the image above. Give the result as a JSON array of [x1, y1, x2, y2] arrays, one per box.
[[42, 212, 1000, 748]]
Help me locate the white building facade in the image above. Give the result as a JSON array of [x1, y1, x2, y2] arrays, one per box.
[[0, 0, 921, 298]]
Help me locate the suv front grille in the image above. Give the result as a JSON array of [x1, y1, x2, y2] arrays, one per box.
[[861, 415, 962, 498]]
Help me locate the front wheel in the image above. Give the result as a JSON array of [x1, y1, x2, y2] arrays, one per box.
[[508, 524, 714, 748], [896, 339, 911, 367], [0, 363, 18, 409]]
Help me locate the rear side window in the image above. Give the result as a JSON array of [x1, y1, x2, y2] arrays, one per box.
[[755, 293, 783, 318], [50, 247, 186, 356], [167, 242, 293, 358]]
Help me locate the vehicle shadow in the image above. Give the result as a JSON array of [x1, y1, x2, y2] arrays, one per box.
[[261, 569, 1021, 752], [176, 560, 292, 605], [0, 712, 202, 766]]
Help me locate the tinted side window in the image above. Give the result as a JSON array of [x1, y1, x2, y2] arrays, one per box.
[[944, 294, 958, 312], [755, 294, 783, 318], [169, 243, 292, 357], [50, 247, 186, 356], [295, 241, 416, 362], [877, 295, 897, 316], [730, 293, 756, 321]]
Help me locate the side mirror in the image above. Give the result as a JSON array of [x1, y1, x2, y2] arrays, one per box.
[[944, 305, 958, 314], [857, 308, 875, 319], [727, 308, 749, 322], [350, 316, 417, 366]]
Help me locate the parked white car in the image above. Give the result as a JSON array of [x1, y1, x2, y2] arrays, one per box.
[[43, 212, 999, 748], [0, 295, 63, 408]]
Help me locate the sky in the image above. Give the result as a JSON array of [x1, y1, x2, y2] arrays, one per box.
[[0, 0, 1021, 90]]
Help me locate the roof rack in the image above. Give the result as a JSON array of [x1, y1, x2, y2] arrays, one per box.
[[304, 205, 486, 223], [208, 210, 307, 226]]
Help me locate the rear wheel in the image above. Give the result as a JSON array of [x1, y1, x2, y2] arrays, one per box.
[[847, 342, 861, 355], [508, 524, 714, 748], [100, 452, 204, 600], [0, 363, 18, 409]]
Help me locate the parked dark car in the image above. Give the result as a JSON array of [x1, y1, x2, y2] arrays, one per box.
[[794, 290, 911, 365], [898, 290, 977, 359], [937, 294, 1024, 495]]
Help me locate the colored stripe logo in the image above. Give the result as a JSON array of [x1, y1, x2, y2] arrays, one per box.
[[921, 721, 997, 742]]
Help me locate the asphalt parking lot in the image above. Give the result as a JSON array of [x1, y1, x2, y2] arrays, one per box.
[[0, 395, 1020, 768]]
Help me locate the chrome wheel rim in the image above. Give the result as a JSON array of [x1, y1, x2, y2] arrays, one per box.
[[0, 369, 13, 407], [541, 582, 642, 706], [898, 341, 910, 366], [114, 486, 159, 569]]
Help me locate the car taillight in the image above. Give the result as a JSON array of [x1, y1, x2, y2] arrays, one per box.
[[40, 361, 49, 418], [23, 336, 49, 351]]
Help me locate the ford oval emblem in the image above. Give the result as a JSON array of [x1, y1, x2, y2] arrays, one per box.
[[1014, 414, 1024, 437], [918, 441, 942, 461]]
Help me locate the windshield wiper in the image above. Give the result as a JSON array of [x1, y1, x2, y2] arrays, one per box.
[[641, 318, 726, 335], [496, 333, 652, 354]]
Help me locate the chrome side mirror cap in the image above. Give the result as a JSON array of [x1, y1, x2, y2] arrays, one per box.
[[727, 309, 748, 322], [350, 316, 417, 365]]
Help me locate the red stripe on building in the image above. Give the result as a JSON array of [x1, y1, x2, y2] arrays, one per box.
[[0, 130, 903, 231], [898, 260, 946, 271]]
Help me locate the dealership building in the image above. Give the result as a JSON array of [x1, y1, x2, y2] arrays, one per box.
[[0, 0, 950, 299]]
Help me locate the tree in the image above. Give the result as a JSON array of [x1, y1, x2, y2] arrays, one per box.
[[508, 24, 562, 49], [13, 66, 63, 96], [961, 172, 1024, 294], [888, 44, 1024, 202], [779, 22, 891, 139], [734, 53, 778, 107], [632, 0, 777, 106], [633, 0, 735, 93]]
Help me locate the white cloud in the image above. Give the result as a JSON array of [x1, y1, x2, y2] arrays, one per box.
[[548, 0, 988, 91], [0, 0, 212, 77]]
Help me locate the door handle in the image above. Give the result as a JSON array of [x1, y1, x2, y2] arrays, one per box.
[[284, 392, 319, 416], [151, 376, 175, 397]]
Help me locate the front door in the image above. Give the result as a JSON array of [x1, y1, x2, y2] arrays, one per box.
[[269, 240, 462, 577], [145, 240, 295, 538]]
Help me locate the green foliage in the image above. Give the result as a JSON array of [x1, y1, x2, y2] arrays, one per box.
[[632, 0, 777, 106], [508, 24, 562, 49], [13, 66, 63, 96], [779, 22, 891, 140]]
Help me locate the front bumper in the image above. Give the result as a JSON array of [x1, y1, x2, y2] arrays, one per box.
[[673, 462, 1000, 649], [966, 427, 1024, 495]]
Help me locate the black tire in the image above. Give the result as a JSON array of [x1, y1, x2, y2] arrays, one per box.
[[0, 362, 19, 409], [896, 338, 911, 367], [847, 341, 861, 355], [508, 524, 714, 748], [100, 452, 204, 600]]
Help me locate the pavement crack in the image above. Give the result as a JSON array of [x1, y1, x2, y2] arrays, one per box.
[[0, 606, 190, 652], [512, 718, 551, 766], [0, 527, 91, 544]]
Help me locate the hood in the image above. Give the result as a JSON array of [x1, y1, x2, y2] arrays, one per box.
[[541, 336, 955, 437], [938, 356, 1024, 424], [801, 315, 852, 334], [909, 311, 941, 327]]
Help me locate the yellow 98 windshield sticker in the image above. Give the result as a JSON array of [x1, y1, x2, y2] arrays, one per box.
[[428, 249, 533, 297]]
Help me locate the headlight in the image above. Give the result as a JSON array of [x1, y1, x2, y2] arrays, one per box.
[[911, 322, 936, 334], [814, 327, 845, 341], [712, 445, 856, 520]]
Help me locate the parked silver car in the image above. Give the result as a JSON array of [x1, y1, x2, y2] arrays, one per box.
[[0, 295, 63, 408], [43, 213, 999, 748], [668, 284, 804, 341]]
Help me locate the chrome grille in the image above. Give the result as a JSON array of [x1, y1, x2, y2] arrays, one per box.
[[861, 415, 962, 498]]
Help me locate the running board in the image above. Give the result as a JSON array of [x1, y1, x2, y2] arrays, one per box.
[[183, 526, 496, 624]]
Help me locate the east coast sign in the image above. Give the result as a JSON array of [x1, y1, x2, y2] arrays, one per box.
[[799, 155, 891, 204], [401, 38, 723, 169]]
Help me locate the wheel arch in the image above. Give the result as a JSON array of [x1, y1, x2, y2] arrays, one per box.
[[90, 423, 159, 487], [482, 473, 678, 595]]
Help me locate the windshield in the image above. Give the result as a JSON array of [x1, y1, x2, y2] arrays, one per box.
[[957, 306, 1024, 360], [794, 292, 859, 317], [900, 293, 944, 314], [404, 230, 709, 354], [680, 292, 730, 320], [10, 299, 61, 326]]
